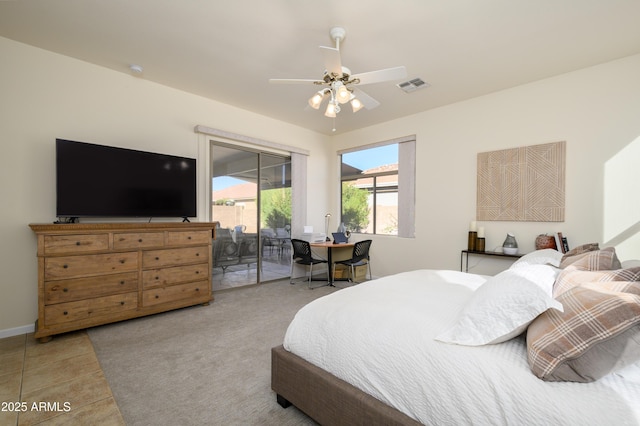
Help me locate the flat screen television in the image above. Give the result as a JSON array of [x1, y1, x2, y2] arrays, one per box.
[[56, 139, 197, 219]]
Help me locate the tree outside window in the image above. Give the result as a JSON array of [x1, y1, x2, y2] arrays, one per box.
[[341, 145, 399, 235]]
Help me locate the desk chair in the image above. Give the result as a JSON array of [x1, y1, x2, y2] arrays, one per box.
[[333, 239, 372, 283], [290, 239, 328, 289]]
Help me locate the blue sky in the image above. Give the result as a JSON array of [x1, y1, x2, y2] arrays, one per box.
[[213, 175, 245, 191], [214, 144, 399, 191], [341, 144, 398, 170]]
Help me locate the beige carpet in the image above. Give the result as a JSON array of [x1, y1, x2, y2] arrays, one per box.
[[88, 280, 340, 426]]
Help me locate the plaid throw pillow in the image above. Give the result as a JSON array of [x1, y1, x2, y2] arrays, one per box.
[[570, 247, 621, 270], [559, 243, 600, 268], [527, 281, 640, 382], [553, 266, 640, 298]]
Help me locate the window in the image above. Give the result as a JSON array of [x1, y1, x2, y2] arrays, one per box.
[[339, 137, 416, 238]]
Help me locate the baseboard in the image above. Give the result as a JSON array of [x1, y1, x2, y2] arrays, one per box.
[[0, 324, 35, 339]]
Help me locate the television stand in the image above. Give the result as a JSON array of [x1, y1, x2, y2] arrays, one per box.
[[182, 217, 191, 222], [29, 221, 218, 342]]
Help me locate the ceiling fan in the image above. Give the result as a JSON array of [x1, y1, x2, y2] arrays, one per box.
[[269, 27, 407, 122]]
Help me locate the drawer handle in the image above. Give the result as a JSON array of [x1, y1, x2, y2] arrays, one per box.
[[120, 259, 125, 264], [195, 288, 199, 292], [196, 253, 200, 257], [63, 288, 68, 292], [63, 264, 68, 269], [195, 271, 200, 275], [155, 295, 159, 299], [120, 281, 125, 285], [76, 241, 81, 246], [138, 239, 143, 243], [121, 301, 125, 306], [63, 311, 68, 315], [155, 257, 160, 261], [188, 236, 192, 240], [155, 276, 159, 280]]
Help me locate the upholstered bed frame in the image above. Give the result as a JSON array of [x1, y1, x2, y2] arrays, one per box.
[[271, 345, 421, 425]]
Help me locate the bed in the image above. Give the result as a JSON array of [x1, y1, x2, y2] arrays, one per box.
[[271, 247, 640, 425]]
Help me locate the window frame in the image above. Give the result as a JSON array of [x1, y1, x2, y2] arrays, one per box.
[[338, 136, 416, 238]]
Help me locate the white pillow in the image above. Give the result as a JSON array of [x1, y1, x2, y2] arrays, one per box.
[[435, 265, 563, 346], [510, 249, 563, 269], [622, 259, 640, 269]]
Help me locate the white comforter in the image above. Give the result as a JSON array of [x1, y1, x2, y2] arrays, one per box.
[[283, 270, 640, 425]]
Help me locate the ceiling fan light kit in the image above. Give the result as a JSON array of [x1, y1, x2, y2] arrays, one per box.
[[270, 26, 407, 129]]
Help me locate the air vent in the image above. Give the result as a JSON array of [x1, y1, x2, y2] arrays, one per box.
[[396, 78, 430, 93]]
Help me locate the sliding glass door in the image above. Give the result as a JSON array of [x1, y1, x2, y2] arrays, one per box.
[[210, 143, 291, 290], [259, 153, 292, 282]]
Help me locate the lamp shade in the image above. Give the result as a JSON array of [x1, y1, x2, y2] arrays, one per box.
[[351, 97, 363, 113], [336, 83, 351, 104], [308, 91, 325, 109], [325, 102, 337, 117]]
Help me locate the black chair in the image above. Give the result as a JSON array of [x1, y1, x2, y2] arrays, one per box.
[[290, 239, 328, 288], [333, 240, 372, 283]]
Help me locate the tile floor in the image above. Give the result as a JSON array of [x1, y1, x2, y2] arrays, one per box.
[[0, 331, 124, 426]]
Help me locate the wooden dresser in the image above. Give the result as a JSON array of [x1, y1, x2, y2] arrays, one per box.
[[29, 222, 217, 342]]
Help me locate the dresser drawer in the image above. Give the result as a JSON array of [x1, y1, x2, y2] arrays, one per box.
[[142, 281, 208, 307], [142, 246, 208, 268], [44, 292, 138, 326], [45, 252, 138, 280], [44, 234, 109, 255], [166, 230, 211, 246], [45, 272, 138, 305], [113, 232, 164, 249], [142, 263, 208, 289]]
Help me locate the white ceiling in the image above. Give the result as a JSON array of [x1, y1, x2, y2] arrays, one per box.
[[2, 0, 640, 135]]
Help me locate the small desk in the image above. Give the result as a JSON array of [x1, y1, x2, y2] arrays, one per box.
[[460, 250, 524, 272], [310, 241, 354, 285]]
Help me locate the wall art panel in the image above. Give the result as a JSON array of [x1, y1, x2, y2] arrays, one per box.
[[476, 141, 565, 222]]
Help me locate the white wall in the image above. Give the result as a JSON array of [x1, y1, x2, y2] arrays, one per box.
[[0, 37, 331, 335], [332, 53, 640, 277]]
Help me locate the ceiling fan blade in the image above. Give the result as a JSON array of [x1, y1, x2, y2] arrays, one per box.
[[319, 46, 342, 76], [352, 88, 380, 110], [269, 78, 322, 85], [351, 66, 407, 85]]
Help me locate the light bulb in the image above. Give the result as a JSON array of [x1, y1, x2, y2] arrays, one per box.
[[308, 91, 324, 109], [336, 85, 351, 104], [325, 102, 337, 118], [351, 98, 363, 113]]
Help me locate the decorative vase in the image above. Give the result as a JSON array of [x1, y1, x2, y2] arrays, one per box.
[[535, 234, 557, 250], [502, 233, 518, 255], [476, 237, 485, 252], [468, 231, 477, 251]]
